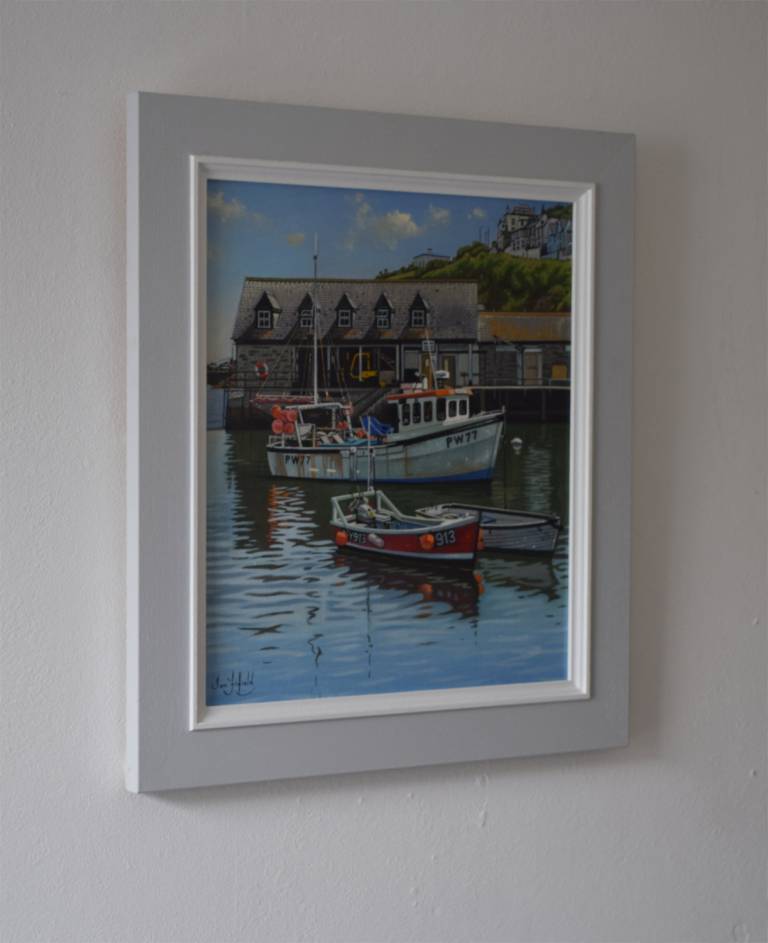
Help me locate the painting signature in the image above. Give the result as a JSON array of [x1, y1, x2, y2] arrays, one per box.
[[209, 671, 256, 697]]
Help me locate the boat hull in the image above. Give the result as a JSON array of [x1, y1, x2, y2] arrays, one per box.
[[267, 413, 504, 483], [332, 518, 480, 563]]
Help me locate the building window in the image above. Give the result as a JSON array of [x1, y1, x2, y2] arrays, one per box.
[[376, 309, 391, 329], [337, 309, 352, 328], [410, 309, 426, 328], [256, 309, 272, 329], [300, 309, 313, 328]]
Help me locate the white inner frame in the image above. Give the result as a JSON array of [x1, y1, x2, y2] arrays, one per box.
[[190, 156, 595, 731]]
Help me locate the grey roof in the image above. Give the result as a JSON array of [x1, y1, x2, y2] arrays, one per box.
[[232, 278, 479, 344]]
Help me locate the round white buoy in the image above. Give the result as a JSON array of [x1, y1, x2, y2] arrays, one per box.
[[511, 437, 523, 449]]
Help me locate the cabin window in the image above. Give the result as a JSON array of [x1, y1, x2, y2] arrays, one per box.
[[410, 309, 426, 328], [412, 401, 421, 424], [400, 402, 410, 426], [458, 398, 469, 416], [436, 398, 446, 421], [300, 309, 313, 328], [376, 309, 391, 329], [422, 400, 433, 423], [337, 309, 352, 328], [448, 399, 458, 418], [256, 309, 272, 329]]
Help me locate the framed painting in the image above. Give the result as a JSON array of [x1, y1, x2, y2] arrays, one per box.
[[127, 93, 633, 792]]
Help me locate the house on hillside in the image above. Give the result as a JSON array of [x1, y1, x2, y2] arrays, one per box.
[[231, 278, 481, 390], [494, 204, 572, 260], [410, 248, 451, 268]]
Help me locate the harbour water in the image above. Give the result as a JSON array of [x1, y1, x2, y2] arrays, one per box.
[[206, 423, 570, 705]]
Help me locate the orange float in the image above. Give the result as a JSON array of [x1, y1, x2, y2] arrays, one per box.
[[271, 404, 282, 419], [335, 530, 349, 546], [271, 419, 284, 434], [419, 533, 436, 551]]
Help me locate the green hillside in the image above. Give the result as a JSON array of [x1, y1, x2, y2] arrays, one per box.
[[377, 242, 571, 312]]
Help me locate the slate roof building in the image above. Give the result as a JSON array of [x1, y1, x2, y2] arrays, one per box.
[[478, 311, 571, 386], [232, 278, 481, 390]]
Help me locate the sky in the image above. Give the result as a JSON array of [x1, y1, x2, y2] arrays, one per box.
[[206, 178, 563, 360]]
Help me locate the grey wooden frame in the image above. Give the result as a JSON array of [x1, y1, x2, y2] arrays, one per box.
[[127, 92, 633, 792]]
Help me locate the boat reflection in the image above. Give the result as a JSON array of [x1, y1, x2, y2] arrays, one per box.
[[480, 552, 563, 602], [332, 552, 483, 621]]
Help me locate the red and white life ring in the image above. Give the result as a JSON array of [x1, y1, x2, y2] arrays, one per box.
[[255, 361, 270, 381]]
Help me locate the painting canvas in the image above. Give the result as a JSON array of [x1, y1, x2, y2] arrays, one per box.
[[204, 173, 574, 713]]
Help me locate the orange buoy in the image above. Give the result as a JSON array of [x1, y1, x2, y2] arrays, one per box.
[[418, 583, 434, 600], [271, 419, 284, 434], [419, 533, 436, 551], [283, 421, 295, 435], [335, 530, 349, 546], [271, 404, 282, 419], [337, 420, 348, 431], [285, 409, 298, 422], [477, 529, 485, 551], [473, 571, 485, 595]]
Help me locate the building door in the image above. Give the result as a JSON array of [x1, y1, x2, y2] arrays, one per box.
[[523, 348, 542, 386], [440, 354, 457, 384]]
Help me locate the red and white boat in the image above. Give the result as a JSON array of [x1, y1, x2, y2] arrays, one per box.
[[330, 489, 480, 563]]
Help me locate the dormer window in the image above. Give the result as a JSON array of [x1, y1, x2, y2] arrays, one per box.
[[335, 292, 357, 329], [300, 309, 313, 328], [376, 308, 391, 329], [251, 290, 281, 333], [409, 292, 429, 328]]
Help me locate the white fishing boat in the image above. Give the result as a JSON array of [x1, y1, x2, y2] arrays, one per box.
[[266, 239, 503, 483], [267, 384, 504, 483]]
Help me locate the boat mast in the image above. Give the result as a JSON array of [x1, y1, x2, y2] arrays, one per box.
[[312, 233, 319, 405]]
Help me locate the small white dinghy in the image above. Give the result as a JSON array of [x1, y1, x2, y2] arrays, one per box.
[[416, 503, 561, 554]]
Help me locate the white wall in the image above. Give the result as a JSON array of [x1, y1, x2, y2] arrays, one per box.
[[2, 4, 766, 941]]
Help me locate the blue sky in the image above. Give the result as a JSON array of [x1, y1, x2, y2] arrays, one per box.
[[206, 178, 562, 359]]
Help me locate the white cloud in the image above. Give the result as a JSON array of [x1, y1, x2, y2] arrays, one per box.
[[286, 232, 306, 246], [345, 197, 424, 250], [469, 207, 487, 219], [372, 210, 424, 248], [208, 191, 247, 222], [207, 191, 270, 228], [427, 205, 451, 226]]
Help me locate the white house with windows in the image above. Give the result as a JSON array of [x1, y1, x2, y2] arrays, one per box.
[[230, 277, 480, 391]]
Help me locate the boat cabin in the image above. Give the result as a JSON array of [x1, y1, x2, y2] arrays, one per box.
[[383, 389, 473, 433]]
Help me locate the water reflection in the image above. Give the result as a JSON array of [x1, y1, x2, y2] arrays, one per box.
[[207, 425, 569, 704]]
